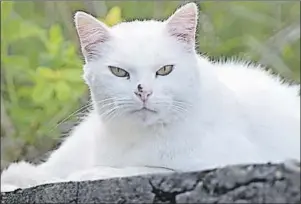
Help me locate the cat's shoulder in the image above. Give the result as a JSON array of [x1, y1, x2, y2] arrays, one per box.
[[210, 57, 299, 97]]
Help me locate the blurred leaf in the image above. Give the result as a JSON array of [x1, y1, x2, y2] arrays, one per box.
[[31, 81, 54, 103], [44, 101, 60, 116], [2, 19, 45, 44], [54, 81, 71, 101], [36, 67, 61, 81], [49, 24, 63, 44], [60, 69, 83, 82], [2, 56, 30, 70], [70, 84, 87, 99], [47, 24, 63, 55], [63, 44, 77, 58], [10, 107, 36, 125], [1, 19, 21, 43], [18, 22, 45, 40], [17, 87, 33, 98], [1, 1, 14, 21], [102, 6, 122, 26]]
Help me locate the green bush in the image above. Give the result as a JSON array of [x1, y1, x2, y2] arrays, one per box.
[[1, 2, 85, 144]]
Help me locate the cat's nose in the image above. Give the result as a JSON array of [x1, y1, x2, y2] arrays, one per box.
[[134, 90, 153, 103]]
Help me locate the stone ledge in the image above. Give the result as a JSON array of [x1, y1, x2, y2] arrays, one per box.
[[1, 163, 300, 203]]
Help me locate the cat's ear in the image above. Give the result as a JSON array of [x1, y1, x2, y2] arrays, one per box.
[[165, 3, 198, 47], [74, 11, 111, 61]]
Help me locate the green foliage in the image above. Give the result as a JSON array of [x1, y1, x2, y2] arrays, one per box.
[[0, 1, 300, 161], [197, 2, 300, 81], [1, 2, 85, 143]]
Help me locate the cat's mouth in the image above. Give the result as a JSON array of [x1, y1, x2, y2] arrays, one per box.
[[130, 107, 157, 114]]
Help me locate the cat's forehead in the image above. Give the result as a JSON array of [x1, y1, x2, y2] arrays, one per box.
[[111, 20, 165, 37], [110, 21, 168, 49], [106, 20, 182, 68]]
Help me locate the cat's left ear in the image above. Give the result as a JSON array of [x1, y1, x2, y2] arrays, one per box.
[[165, 3, 198, 48]]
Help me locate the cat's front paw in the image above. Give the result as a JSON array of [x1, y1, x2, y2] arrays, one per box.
[[1, 161, 53, 192], [1, 184, 20, 193]]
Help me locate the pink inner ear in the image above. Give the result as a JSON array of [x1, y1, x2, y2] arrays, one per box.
[[168, 28, 192, 44], [166, 3, 198, 45], [77, 25, 108, 52], [75, 12, 110, 61]]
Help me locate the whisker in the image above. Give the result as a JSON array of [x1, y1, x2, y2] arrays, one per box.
[[53, 102, 94, 130]]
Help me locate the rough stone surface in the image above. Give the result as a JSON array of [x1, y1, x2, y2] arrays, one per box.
[[1, 163, 300, 204]]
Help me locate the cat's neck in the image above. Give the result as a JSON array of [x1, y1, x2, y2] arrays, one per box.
[[189, 56, 237, 123]]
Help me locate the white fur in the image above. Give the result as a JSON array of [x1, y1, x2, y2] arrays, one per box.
[[1, 3, 299, 192]]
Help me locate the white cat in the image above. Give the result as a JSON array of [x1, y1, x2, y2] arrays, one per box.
[[1, 2, 300, 192]]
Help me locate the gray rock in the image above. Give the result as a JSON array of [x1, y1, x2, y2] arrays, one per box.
[[1, 163, 300, 204]]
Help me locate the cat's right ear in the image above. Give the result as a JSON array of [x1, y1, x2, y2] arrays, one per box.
[[74, 11, 111, 61], [165, 3, 198, 51]]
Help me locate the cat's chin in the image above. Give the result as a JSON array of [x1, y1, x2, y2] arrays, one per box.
[[130, 107, 158, 115], [126, 108, 163, 126]]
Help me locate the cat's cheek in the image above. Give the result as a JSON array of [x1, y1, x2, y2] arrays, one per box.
[[84, 72, 107, 89], [82, 70, 95, 86]]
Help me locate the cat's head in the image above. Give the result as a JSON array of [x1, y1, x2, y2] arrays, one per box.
[[74, 3, 201, 127]]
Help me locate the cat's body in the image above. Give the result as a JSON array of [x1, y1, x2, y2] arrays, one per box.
[[39, 57, 301, 174], [1, 3, 300, 192]]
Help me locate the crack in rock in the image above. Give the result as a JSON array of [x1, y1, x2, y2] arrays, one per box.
[[149, 180, 200, 203], [148, 173, 205, 203]]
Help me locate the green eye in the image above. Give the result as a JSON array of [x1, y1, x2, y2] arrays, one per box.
[[156, 65, 174, 76], [109, 66, 129, 78]]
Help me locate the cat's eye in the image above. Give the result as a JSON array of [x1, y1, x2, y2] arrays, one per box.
[[108, 66, 130, 78], [156, 65, 174, 76]]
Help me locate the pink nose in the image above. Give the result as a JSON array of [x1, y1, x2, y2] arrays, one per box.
[[134, 91, 153, 102]]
